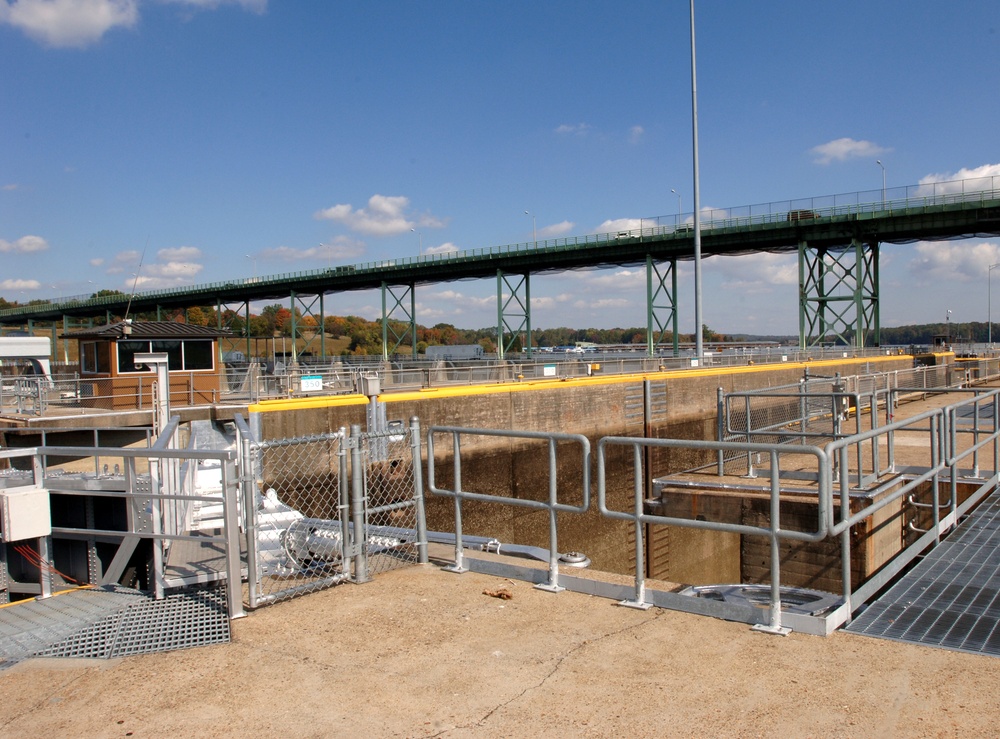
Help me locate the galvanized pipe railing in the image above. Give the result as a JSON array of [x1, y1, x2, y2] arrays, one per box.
[[426, 426, 590, 592]]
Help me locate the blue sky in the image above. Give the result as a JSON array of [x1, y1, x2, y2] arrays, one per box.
[[2, 0, 999, 335]]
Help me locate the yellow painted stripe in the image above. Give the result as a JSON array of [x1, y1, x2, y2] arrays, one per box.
[[249, 354, 912, 413], [0, 584, 94, 609]]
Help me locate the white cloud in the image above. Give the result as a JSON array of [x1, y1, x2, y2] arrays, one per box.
[[0, 278, 41, 291], [555, 123, 590, 136], [424, 242, 459, 255], [0, 0, 266, 48], [0, 0, 138, 48], [157, 245, 201, 261], [2, 183, 20, 191], [89, 257, 104, 267], [538, 221, 574, 239], [810, 137, 888, 165], [105, 249, 141, 275], [162, 0, 266, 12], [628, 125, 644, 144], [573, 297, 630, 311], [314, 194, 444, 237], [710, 252, 799, 292], [917, 163, 1000, 196], [594, 218, 642, 234], [908, 240, 1000, 285], [260, 237, 365, 263], [0, 234, 48, 253]]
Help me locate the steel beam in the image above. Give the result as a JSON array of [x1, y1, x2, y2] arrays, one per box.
[[291, 291, 325, 360], [497, 270, 531, 359], [798, 238, 879, 349], [381, 282, 416, 360], [646, 255, 679, 357]]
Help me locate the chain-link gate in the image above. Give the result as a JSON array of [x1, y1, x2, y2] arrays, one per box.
[[235, 417, 427, 608]]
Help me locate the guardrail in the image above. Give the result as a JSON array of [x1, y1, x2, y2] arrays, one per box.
[[424, 385, 1000, 635], [426, 426, 591, 592]]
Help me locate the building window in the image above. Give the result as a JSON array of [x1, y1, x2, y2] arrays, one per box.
[[117, 339, 215, 373], [81, 341, 111, 374]]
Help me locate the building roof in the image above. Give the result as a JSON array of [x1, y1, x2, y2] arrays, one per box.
[[61, 321, 231, 340]]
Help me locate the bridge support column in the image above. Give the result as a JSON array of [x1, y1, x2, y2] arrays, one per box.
[[798, 238, 879, 349], [291, 291, 325, 361], [216, 298, 253, 362], [646, 255, 679, 357], [497, 270, 531, 359], [381, 282, 416, 360]]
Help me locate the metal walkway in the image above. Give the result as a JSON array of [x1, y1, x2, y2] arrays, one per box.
[[846, 489, 1000, 657], [0, 584, 230, 670]]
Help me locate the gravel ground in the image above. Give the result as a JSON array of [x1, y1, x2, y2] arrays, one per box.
[[1, 563, 998, 738]]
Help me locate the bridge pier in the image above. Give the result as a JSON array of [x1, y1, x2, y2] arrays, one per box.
[[291, 290, 325, 361], [646, 255, 679, 357], [798, 238, 879, 349], [498, 270, 531, 358], [381, 282, 417, 360]]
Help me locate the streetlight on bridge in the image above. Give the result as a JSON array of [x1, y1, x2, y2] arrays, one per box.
[[524, 210, 536, 249], [410, 228, 422, 256], [671, 188, 682, 220], [876, 159, 886, 208], [245, 254, 257, 281]]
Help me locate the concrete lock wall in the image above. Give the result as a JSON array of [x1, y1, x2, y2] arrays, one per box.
[[252, 355, 913, 583]]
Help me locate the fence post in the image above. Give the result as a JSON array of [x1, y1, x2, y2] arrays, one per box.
[[241, 430, 260, 609], [349, 424, 370, 583], [409, 417, 428, 564], [222, 458, 246, 618]]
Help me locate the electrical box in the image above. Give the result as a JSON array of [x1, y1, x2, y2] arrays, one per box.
[[0, 488, 52, 542], [359, 375, 381, 397]]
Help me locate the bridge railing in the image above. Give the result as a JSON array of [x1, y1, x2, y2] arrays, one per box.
[[5, 176, 1000, 318]]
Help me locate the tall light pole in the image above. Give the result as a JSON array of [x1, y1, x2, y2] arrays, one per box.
[[524, 210, 536, 248], [245, 253, 257, 281], [689, 0, 704, 362], [876, 159, 886, 208], [989, 263, 1000, 346], [671, 188, 682, 219], [410, 228, 422, 256], [946, 309, 952, 346]]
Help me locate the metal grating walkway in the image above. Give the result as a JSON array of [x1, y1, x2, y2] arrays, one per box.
[[0, 585, 230, 670], [846, 490, 1000, 657]]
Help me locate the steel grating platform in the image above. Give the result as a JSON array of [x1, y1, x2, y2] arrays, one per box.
[[0, 584, 230, 670], [845, 490, 1000, 657]]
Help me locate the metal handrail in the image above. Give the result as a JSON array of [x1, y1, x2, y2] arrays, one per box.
[[426, 425, 590, 592]]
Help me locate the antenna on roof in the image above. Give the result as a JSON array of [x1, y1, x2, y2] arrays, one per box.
[[122, 239, 148, 333]]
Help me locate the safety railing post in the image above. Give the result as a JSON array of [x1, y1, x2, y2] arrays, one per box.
[[620, 442, 651, 610], [222, 458, 245, 618], [332, 427, 350, 578], [240, 426, 260, 610], [349, 424, 370, 583], [752, 451, 789, 635], [443, 430, 468, 573], [535, 437, 564, 593], [716, 387, 725, 475], [409, 417, 428, 565]]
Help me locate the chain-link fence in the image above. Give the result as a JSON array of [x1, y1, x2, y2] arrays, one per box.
[[236, 418, 426, 608]]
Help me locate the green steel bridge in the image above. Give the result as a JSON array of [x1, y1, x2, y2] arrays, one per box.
[[4, 178, 1000, 359]]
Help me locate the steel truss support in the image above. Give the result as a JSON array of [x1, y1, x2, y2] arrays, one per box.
[[646, 255, 679, 357], [497, 270, 531, 359], [291, 291, 326, 361], [381, 282, 416, 360], [216, 298, 253, 361], [798, 238, 880, 349]]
